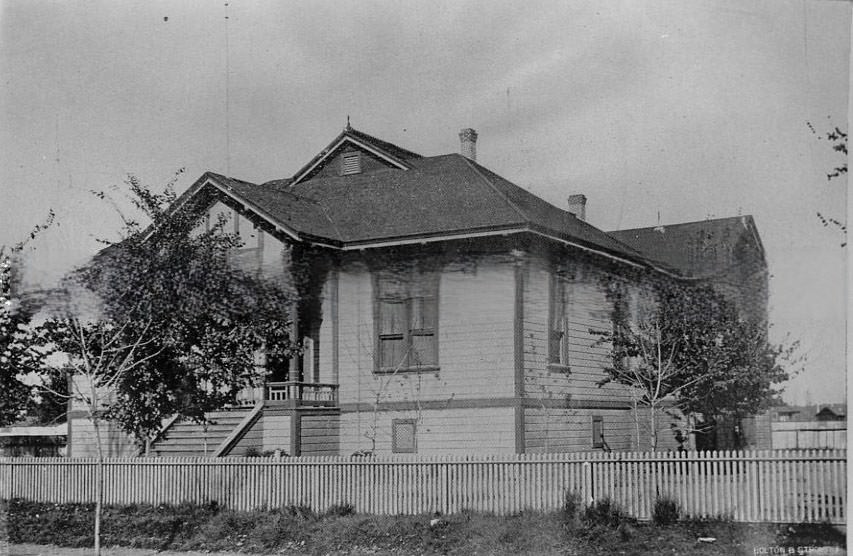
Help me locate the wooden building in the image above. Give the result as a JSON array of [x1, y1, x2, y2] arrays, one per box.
[[67, 126, 767, 457]]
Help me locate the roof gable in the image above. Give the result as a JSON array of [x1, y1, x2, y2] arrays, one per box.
[[291, 126, 422, 184]]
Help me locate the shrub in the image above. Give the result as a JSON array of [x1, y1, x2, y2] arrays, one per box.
[[582, 497, 627, 528], [282, 504, 316, 520], [652, 497, 680, 526], [325, 503, 356, 517], [562, 491, 584, 526]]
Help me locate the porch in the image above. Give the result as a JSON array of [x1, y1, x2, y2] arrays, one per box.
[[236, 381, 339, 408]]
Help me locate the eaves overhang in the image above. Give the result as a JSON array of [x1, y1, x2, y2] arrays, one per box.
[[179, 173, 684, 280]]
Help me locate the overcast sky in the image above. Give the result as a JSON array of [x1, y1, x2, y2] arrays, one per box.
[[1, 1, 848, 405]]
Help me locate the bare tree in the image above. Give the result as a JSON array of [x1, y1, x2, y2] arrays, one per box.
[[31, 306, 164, 556]]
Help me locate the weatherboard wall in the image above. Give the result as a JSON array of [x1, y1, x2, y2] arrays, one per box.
[[337, 407, 516, 456], [327, 253, 515, 406], [522, 254, 636, 404], [67, 417, 137, 458]]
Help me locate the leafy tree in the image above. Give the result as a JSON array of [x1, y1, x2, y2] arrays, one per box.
[[18, 175, 297, 556], [0, 212, 55, 426], [63, 173, 299, 444], [30, 304, 168, 556], [0, 253, 34, 426], [28, 369, 69, 426], [596, 280, 791, 451]]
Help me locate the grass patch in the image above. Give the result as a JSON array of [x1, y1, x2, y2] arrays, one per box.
[[4, 498, 846, 555]]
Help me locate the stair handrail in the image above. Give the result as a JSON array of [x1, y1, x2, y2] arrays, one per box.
[[140, 413, 182, 457], [212, 401, 264, 457]]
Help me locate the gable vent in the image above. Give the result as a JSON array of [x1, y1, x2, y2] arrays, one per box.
[[341, 152, 362, 175]]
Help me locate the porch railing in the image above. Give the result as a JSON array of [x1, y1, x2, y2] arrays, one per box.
[[266, 382, 338, 406]]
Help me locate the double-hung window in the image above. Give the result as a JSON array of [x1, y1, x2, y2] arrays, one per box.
[[375, 268, 438, 372], [548, 272, 570, 367], [611, 284, 649, 370]]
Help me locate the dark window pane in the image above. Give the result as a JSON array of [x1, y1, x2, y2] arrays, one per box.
[[410, 296, 437, 331], [593, 417, 603, 448], [550, 277, 569, 365], [410, 333, 436, 366], [549, 330, 564, 364], [380, 301, 406, 335]]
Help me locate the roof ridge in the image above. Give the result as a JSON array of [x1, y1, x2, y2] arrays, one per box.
[[240, 181, 345, 242], [610, 214, 755, 233], [346, 127, 422, 159], [459, 155, 530, 224], [297, 192, 344, 242]]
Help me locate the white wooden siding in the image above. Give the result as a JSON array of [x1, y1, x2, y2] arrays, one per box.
[[261, 414, 291, 453], [338, 407, 516, 456], [203, 200, 287, 279], [523, 256, 635, 403], [230, 417, 264, 455], [300, 414, 340, 456], [524, 407, 684, 453], [335, 257, 515, 406], [68, 417, 136, 458]]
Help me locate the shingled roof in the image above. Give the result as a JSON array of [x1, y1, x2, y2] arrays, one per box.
[[182, 128, 666, 269], [609, 216, 765, 278]]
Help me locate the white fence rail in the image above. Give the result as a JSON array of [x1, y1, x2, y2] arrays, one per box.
[[772, 422, 846, 450], [0, 450, 845, 523]]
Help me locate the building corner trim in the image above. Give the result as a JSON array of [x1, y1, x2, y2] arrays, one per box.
[[513, 255, 526, 454]]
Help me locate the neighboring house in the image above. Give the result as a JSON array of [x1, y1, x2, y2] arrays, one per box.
[[609, 215, 768, 325], [0, 423, 67, 457], [769, 404, 846, 449], [611, 216, 770, 451], [770, 404, 847, 422], [67, 126, 767, 457]]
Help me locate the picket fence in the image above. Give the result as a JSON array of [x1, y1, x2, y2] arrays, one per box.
[[0, 450, 845, 524]]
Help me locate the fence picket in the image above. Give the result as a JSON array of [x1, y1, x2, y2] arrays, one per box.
[[0, 450, 844, 523]]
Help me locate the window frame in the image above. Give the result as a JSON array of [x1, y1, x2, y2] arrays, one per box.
[[374, 267, 439, 373], [548, 271, 571, 371], [392, 418, 417, 453]]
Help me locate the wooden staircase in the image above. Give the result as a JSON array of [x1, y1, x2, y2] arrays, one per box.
[[149, 408, 252, 457]]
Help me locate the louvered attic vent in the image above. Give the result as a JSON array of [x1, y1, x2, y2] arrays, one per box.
[[341, 152, 361, 175]]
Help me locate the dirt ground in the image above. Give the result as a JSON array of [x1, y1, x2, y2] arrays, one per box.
[[8, 545, 255, 556]]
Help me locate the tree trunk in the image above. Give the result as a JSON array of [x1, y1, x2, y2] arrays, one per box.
[[632, 392, 641, 450], [649, 402, 658, 452], [92, 413, 104, 556]]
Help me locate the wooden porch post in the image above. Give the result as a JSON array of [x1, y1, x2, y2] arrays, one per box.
[[289, 302, 300, 382]]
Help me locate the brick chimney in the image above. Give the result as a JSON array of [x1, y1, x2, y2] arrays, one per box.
[[568, 194, 587, 221], [459, 128, 478, 161]]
